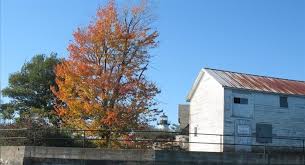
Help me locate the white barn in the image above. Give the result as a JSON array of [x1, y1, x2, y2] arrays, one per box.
[[186, 68, 305, 152]]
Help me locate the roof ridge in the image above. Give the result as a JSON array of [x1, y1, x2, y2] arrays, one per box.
[[204, 68, 305, 83]]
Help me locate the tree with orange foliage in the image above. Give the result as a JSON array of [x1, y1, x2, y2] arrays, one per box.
[[52, 0, 160, 146]]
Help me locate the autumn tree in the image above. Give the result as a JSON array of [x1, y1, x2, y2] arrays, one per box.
[[52, 0, 160, 141]]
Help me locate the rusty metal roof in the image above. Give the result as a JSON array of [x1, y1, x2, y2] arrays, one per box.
[[205, 68, 305, 96]]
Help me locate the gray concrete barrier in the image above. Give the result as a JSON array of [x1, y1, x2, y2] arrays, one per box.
[[0, 146, 304, 165]]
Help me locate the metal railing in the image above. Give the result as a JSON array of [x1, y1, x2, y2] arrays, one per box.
[[0, 128, 304, 154]]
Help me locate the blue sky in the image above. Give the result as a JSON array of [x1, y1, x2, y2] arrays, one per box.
[[1, 0, 305, 124]]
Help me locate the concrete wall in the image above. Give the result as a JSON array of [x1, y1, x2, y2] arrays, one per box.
[[0, 146, 25, 165], [224, 89, 305, 152], [1, 146, 305, 165], [189, 71, 224, 152]]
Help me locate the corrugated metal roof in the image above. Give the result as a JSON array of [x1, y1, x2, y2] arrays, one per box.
[[205, 68, 305, 96]]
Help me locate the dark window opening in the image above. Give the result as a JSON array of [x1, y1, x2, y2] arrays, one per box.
[[256, 123, 272, 143], [234, 97, 248, 104], [280, 96, 288, 108]]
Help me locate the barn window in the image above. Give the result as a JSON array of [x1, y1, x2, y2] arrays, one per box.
[[234, 97, 248, 104], [256, 123, 272, 143], [194, 127, 198, 137], [280, 96, 288, 108]]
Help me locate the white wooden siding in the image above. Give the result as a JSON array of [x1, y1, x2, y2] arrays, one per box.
[[187, 69, 305, 152], [224, 89, 305, 150], [189, 71, 224, 152]]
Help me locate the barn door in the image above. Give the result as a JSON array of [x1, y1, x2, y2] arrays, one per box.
[[235, 120, 252, 152]]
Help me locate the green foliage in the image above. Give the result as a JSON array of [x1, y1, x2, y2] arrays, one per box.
[[1, 53, 61, 126], [0, 124, 86, 147]]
